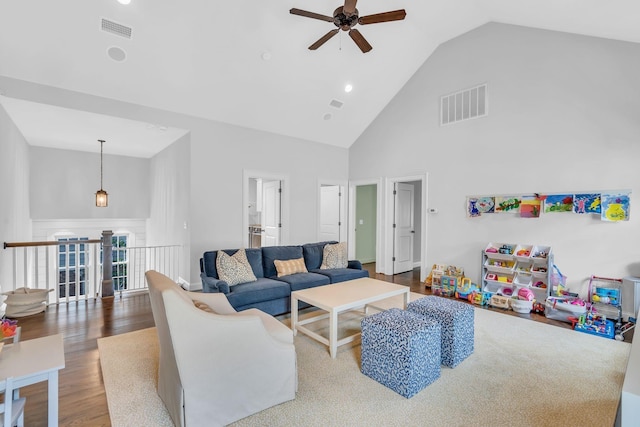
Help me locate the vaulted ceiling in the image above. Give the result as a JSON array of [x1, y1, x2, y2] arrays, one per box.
[[1, 0, 639, 157]]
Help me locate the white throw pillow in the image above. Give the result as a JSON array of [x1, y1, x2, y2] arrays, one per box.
[[216, 249, 257, 286], [320, 242, 348, 269]]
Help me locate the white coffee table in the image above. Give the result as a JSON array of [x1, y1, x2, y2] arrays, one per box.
[[291, 277, 410, 358]]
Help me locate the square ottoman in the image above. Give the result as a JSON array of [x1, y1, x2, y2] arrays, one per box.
[[361, 308, 441, 398], [407, 296, 474, 368]]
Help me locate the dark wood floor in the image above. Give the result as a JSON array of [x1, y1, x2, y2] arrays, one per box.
[[7, 264, 616, 425]]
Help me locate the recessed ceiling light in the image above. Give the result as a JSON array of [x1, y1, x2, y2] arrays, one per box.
[[323, 113, 332, 121], [117, 0, 131, 5], [344, 84, 353, 93], [261, 51, 272, 61]]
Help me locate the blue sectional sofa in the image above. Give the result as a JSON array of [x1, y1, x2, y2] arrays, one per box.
[[200, 241, 369, 316]]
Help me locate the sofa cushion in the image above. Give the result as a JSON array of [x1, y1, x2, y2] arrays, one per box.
[[321, 242, 348, 269], [216, 249, 257, 286], [225, 277, 291, 308], [202, 248, 264, 279], [302, 241, 337, 270], [313, 268, 369, 283], [276, 272, 330, 291], [274, 258, 308, 277], [262, 245, 305, 278]]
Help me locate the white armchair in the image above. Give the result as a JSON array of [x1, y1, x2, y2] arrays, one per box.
[[146, 270, 296, 427]]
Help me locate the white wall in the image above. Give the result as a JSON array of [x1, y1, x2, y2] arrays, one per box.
[[0, 76, 350, 282], [0, 104, 31, 292], [349, 23, 640, 295], [147, 133, 190, 279], [29, 146, 150, 219]]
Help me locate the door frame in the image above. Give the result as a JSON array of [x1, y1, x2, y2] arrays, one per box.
[[317, 179, 347, 243], [348, 178, 383, 273], [384, 173, 428, 280], [243, 170, 290, 248]]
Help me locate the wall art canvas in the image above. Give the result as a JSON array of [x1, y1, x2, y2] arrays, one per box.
[[494, 196, 521, 213], [573, 194, 601, 214], [467, 198, 481, 217], [601, 193, 630, 222], [544, 194, 573, 213], [520, 196, 541, 218], [476, 196, 495, 213]]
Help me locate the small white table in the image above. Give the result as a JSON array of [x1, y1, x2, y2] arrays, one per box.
[[291, 278, 410, 358], [0, 333, 65, 426]]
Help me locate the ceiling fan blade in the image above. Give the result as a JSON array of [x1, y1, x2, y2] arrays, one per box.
[[358, 9, 407, 25], [349, 29, 372, 53], [309, 29, 340, 50], [343, 0, 358, 16], [290, 8, 334, 23]]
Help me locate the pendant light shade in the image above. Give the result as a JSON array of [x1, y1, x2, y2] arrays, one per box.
[[96, 139, 108, 207]]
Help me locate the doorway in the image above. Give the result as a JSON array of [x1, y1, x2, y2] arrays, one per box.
[[318, 182, 346, 242], [386, 174, 427, 279], [243, 170, 289, 248], [348, 179, 382, 271]]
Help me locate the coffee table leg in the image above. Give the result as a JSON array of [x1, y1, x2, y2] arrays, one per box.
[[403, 289, 410, 308], [291, 295, 298, 335], [329, 308, 338, 358]]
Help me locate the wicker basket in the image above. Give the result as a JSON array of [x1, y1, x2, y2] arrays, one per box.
[[3, 287, 53, 318]]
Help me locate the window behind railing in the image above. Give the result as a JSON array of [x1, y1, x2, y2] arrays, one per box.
[[57, 237, 90, 299]]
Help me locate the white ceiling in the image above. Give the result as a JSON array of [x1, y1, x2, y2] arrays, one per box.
[[1, 0, 640, 157]]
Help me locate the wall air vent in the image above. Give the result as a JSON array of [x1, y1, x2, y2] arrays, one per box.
[[329, 99, 344, 109], [440, 84, 487, 126], [101, 18, 132, 39]]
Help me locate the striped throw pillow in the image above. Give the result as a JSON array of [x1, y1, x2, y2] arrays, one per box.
[[274, 258, 308, 277]]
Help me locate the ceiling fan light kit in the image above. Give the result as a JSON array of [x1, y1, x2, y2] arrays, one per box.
[[290, 0, 406, 53]]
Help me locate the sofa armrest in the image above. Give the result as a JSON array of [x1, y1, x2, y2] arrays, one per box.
[[348, 260, 363, 270], [200, 273, 230, 294]]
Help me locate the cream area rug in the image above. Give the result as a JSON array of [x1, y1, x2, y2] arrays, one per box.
[[98, 294, 631, 427]]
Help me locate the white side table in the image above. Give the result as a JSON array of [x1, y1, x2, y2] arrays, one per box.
[[0, 333, 65, 426]]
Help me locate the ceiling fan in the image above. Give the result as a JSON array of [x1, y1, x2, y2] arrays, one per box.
[[290, 0, 406, 53]]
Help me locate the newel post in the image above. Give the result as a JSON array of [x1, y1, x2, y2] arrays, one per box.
[[102, 230, 114, 298]]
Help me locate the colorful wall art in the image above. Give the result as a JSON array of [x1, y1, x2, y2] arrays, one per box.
[[495, 196, 521, 213], [601, 193, 630, 222], [544, 194, 573, 213], [520, 196, 541, 218], [466, 190, 630, 222], [573, 194, 601, 214]]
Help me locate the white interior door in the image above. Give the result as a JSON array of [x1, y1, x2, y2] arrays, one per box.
[[393, 182, 414, 274], [320, 185, 341, 242], [261, 180, 281, 247]]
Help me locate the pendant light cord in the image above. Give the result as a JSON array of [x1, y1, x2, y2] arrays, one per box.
[[99, 139, 105, 190]]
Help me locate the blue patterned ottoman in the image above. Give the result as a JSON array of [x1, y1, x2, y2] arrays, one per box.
[[407, 296, 474, 368], [361, 308, 441, 398]]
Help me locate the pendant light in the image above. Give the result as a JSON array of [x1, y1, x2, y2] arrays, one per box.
[[95, 139, 108, 207]]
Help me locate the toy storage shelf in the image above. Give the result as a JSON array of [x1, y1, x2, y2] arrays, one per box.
[[482, 242, 553, 303]]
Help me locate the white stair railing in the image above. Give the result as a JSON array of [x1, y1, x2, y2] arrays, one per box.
[[3, 237, 182, 304]]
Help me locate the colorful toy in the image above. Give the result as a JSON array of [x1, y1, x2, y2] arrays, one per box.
[[433, 275, 458, 297], [455, 278, 478, 300], [468, 291, 490, 306], [517, 288, 534, 301], [573, 308, 615, 339]]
